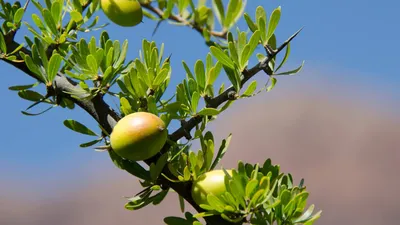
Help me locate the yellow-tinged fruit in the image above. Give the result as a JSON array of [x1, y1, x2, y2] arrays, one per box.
[[191, 170, 233, 206], [110, 112, 167, 161], [100, 0, 143, 27]]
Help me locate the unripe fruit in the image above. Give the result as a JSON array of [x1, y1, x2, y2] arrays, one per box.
[[100, 0, 143, 27], [110, 112, 167, 161], [191, 169, 233, 206]]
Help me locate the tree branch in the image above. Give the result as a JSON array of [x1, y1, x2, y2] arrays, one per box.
[[170, 28, 302, 142], [2, 39, 233, 224], [1, 0, 301, 221], [2, 40, 120, 132], [141, 2, 227, 39]]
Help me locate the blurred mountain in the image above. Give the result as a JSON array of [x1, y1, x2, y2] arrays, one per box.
[[1, 85, 399, 225]]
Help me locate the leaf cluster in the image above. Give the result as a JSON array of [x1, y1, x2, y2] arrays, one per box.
[[0, 1, 321, 225], [166, 159, 322, 225]]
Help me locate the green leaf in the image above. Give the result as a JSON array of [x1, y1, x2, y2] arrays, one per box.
[[183, 166, 191, 181], [70, 10, 83, 22], [274, 61, 304, 75], [147, 96, 158, 115], [256, 6, 267, 25], [150, 153, 168, 181], [191, 92, 200, 114], [101, 66, 115, 86], [80, 139, 102, 148], [114, 39, 128, 68], [197, 108, 220, 116], [204, 139, 214, 171], [31, 13, 45, 31], [244, 13, 257, 32], [18, 90, 44, 102], [245, 179, 259, 199], [304, 210, 322, 225], [267, 6, 281, 42], [120, 97, 132, 116], [223, 191, 238, 209], [51, 1, 62, 25], [211, 0, 225, 25], [219, 100, 233, 113], [8, 42, 25, 55], [8, 82, 39, 91], [153, 68, 169, 87], [162, 0, 174, 19], [210, 133, 231, 170], [244, 30, 260, 63], [228, 42, 239, 66], [108, 149, 151, 181], [179, 194, 185, 213], [206, 194, 225, 212], [164, 216, 191, 225], [218, 83, 225, 95], [210, 46, 234, 69], [239, 45, 250, 70], [207, 61, 222, 86], [23, 54, 46, 82], [13, 8, 24, 23], [258, 17, 267, 44], [237, 31, 247, 57], [242, 80, 257, 97], [266, 77, 277, 92], [21, 105, 55, 116], [0, 32, 7, 53], [223, 65, 240, 92], [249, 189, 265, 208], [275, 43, 290, 72], [194, 60, 206, 91], [129, 69, 146, 97], [86, 54, 98, 74], [224, 0, 239, 29], [293, 204, 316, 223], [34, 38, 48, 68], [47, 53, 62, 82], [42, 8, 58, 35], [63, 119, 97, 136], [152, 189, 168, 205], [182, 61, 195, 80]]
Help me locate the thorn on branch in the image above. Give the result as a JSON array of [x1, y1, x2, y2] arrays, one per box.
[[259, 27, 304, 73]]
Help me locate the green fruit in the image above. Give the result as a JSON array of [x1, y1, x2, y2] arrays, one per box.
[[191, 170, 233, 206], [110, 112, 168, 161], [100, 0, 143, 27]]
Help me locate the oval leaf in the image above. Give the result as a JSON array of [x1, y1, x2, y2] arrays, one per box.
[[197, 108, 220, 116], [47, 53, 62, 82], [210, 46, 235, 69], [63, 119, 97, 136]]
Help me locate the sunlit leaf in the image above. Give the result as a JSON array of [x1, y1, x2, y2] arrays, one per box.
[[274, 61, 304, 75], [197, 108, 219, 116], [47, 53, 62, 82], [267, 7, 281, 42], [242, 80, 257, 97], [210, 46, 234, 69]]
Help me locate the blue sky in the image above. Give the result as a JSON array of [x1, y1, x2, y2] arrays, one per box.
[[1, 0, 399, 191]]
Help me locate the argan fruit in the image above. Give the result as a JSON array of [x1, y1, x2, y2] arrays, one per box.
[[110, 112, 167, 161]]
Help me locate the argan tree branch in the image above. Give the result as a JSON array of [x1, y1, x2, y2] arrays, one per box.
[[2, 40, 120, 132], [141, 2, 227, 39], [1, 24, 300, 224], [2, 39, 234, 225], [170, 28, 302, 142]]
